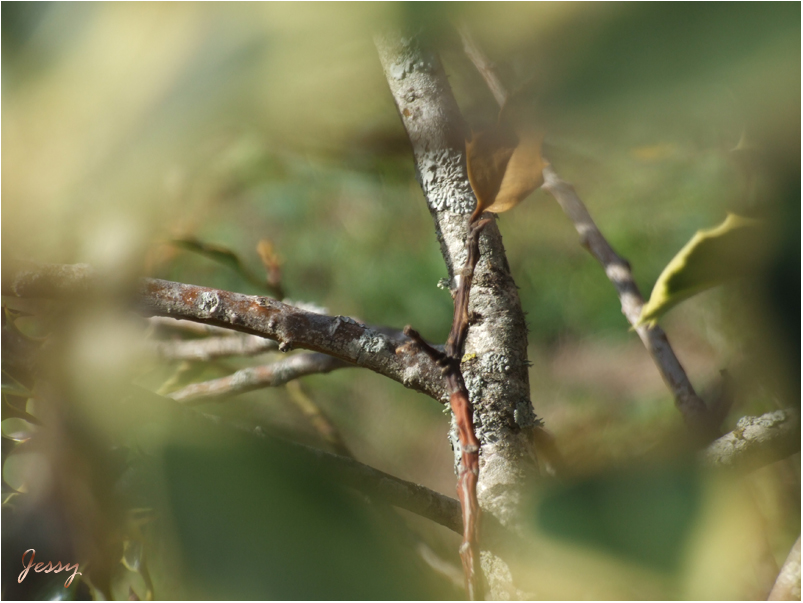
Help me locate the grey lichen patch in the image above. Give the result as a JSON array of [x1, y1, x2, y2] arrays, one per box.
[[328, 315, 365, 337], [197, 291, 220, 316], [358, 329, 390, 356], [479, 352, 514, 376], [230, 368, 256, 388], [419, 149, 475, 214]]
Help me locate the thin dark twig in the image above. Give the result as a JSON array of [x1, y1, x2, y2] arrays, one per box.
[[405, 217, 490, 599]]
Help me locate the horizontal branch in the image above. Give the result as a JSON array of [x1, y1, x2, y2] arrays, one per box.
[[703, 408, 800, 472], [170, 353, 350, 403], [150, 334, 279, 362], [2, 263, 447, 403]]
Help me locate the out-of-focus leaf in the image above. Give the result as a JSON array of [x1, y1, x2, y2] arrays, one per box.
[[638, 214, 767, 326], [2, 396, 40, 425], [536, 462, 701, 573], [467, 99, 547, 221], [1, 418, 36, 442], [111, 564, 150, 602], [1, 374, 31, 398], [169, 237, 279, 295]]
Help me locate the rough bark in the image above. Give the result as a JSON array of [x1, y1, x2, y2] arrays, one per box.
[[375, 32, 540, 598], [703, 408, 800, 472]]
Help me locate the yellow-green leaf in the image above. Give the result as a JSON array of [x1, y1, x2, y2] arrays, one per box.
[[638, 214, 767, 326]]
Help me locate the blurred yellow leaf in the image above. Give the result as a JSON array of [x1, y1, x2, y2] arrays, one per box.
[[638, 213, 766, 326]]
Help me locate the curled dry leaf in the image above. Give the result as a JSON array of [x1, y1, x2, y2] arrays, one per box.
[[467, 102, 547, 223]]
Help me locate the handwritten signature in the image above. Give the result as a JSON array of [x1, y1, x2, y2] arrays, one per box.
[[18, 549, 83, 588]]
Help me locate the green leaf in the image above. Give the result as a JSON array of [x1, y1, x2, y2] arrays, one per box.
[[638, 214, 767, 326]]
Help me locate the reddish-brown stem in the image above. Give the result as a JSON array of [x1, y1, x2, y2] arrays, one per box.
[[406, 217, 489, 599]]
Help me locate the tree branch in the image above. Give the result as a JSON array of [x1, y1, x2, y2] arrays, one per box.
[[150, 333, 279, 362], [2, 263, 448, 403], [768, 536, 801, 601], [149, 316, 248, 337], [297, 438, 463, 534], [456, 25, 717, 441], [376, 31, 540, 600], [540, 167, 717, 439], [456, 22, 509, 108], [151, 385, 465, 533], [405, 218, 492, 598], [703, 408, 800, 472], [169, 353, 350, 404], [286, 380, 353, 459]]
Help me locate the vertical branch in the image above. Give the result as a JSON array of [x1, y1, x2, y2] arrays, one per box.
[[376, 32, 540, 600]]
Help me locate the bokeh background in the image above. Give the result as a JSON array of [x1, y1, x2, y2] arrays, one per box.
[[2, 3, 799, 600]]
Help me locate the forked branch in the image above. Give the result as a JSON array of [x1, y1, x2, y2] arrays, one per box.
[[404, 218, 491, 599], [2, 263, 448, 403]]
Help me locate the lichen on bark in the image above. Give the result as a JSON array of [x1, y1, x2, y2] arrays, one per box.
[[375, 31, 540, 597]]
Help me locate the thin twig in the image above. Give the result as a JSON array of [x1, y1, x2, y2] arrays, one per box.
[[148, 316, 250, 337], [155, 387, 466, 534], [286, 381, 353, 458], [768, 536, 801, 601], [277, 438, 466, 533], [540, 167, 717, 439], [703, 408, 800, 472], [149, 334, 278, 362], [169, 353, 350, 404], [456, 22, 509, 107], [457, 25, 718, 442]]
